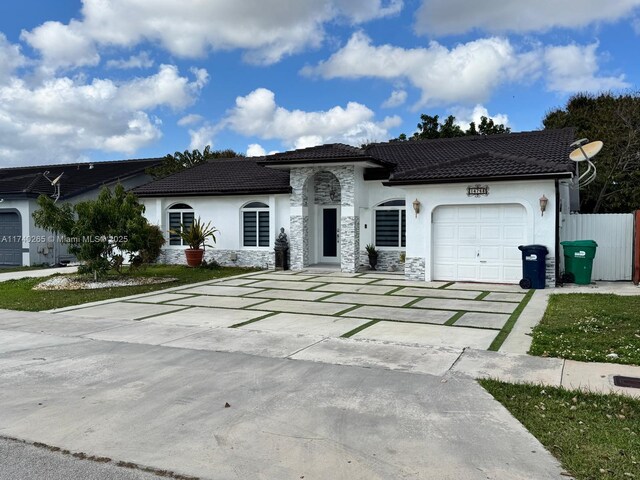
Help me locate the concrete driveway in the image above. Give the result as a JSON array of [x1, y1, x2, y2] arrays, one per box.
[[50, 270, 529, 351], [0, 313, 567, 480]]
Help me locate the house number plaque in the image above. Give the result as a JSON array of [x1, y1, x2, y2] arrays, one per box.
[[467, 185, 489, 197]]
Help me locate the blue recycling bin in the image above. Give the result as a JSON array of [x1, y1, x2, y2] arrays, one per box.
[[518, 245, 549, 289]]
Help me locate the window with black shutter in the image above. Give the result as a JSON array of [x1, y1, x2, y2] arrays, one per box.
[[168, 203, 194, 246], [374, 200, 406, 248], [242, 202, 269, 247]]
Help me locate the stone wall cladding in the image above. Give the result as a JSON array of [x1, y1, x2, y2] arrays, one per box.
[[359, 250, 405, 272], [313, 171, 341, 205], [545, 257, 556, 288], [158, 249, 273, 269], [289, 215, 304, 270], [340, 216, 358, 273], [405, 256, 426, 281]]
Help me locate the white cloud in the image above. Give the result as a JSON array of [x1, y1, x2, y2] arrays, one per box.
[[21, 20, 99, 71], [304, 32, 535, 106], [247, 143, 267, 157], [415, 0, 640, 36], [21, 0, 403, 69], [187, 122, 218, 151], [0, 34, 27, 83], [106, 51, 154, 69], [305, 32, 628, 106], [449, 105, 509, 129], [0, 66, 206, 166], [543, 43, 629, 92], [381, 89, 407, 108], [177, 114, 204, 126], [224, 88, 401, 149]]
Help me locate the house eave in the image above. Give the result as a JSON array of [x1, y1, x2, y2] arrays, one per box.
[[383, 171, 573, 187], [135, 187, 292, 198]]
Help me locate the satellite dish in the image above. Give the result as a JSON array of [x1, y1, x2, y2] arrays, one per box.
[[51, 173, 63, 185], [568, 139, 602, 188], [569, 140, 603, 162]]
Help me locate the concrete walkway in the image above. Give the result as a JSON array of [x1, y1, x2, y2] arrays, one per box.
[[0, 265, 78, 282]]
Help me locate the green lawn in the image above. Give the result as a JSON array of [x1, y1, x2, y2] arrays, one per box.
[[529, 294, 640, 365], [0, 265, 256, 311], [481, 380, 640, 480]]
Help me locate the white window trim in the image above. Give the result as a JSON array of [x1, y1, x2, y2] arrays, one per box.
[[241, 203, 270, 250], [373, 200, 406, 250], [166, 205, 194, 248]]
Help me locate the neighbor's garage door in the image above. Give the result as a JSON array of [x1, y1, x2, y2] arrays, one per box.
[[432, 204, 527, 283], [0, 212, 22, 266]]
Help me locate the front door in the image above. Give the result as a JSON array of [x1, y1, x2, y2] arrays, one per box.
[[320, 207, 339, 263]]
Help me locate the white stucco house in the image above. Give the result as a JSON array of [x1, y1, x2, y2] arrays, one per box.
[[0, 158, 162, 267], [134, 128, 576, 286]]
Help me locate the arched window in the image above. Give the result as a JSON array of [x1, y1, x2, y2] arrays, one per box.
[[242, 202, 269, 247], [374, 199, 406, 248], [168, 203, 194, 246]]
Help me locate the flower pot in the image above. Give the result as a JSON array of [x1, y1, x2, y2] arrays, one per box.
[[185, 248, 205, 267], [368, 255, 378, 271]]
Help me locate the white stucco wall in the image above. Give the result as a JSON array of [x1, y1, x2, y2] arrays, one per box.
[[141, 194, 290, 265], [400, 179, 558, 282]]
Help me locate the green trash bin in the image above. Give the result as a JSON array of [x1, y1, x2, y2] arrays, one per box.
[[561, 240, 598, 285]]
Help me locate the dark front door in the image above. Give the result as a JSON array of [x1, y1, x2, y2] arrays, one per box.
[[322, 208, 338, 258]]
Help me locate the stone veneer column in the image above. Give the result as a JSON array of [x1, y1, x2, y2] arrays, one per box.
[[288, 167, 312, 270], [405, 257, 426, 281], [335, 165, 359, 273]]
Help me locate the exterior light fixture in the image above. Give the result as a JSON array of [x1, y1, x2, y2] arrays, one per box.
[[539, 195, 548, 216], [412, 198, 421, 217]]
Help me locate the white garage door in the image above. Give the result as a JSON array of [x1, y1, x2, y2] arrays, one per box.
[[432, 204, 527, 283]]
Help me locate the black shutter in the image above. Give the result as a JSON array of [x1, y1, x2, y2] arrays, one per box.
[[375, 210, 400, 247], [243, 212, 257, 247], [258, 211, 269, 247]]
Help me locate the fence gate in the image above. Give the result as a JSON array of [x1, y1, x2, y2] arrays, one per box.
[[560, 213, 634, 281]]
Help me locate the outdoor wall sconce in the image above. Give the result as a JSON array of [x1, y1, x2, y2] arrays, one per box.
[[539, 194, 548, 216], [329, 184, 338, 202], [412, 198, 421, 217]]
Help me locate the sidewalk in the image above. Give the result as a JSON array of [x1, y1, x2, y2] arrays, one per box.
[[0, 266, 78, 282]]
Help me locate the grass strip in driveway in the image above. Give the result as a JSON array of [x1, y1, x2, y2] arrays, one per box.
[[0, 265, 256, 312], [341, 320, 379, 338], [481, 379, 640, 480], [488, 289, 534, 351], [529, 294, 640, 366]]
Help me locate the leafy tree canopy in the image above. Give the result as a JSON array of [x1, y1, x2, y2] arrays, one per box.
[[543, 92, 640, 213], [395, 114, 510, 141], [33, 184, 164, 277], [147, 145, 244, 179]]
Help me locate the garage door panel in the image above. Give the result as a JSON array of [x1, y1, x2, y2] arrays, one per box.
[[0, 212, 22, 266], [458, 225, 477, 240], [433, 204, 527, 284]]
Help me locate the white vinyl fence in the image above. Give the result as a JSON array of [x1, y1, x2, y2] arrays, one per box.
[[560, 213, 634, 281]]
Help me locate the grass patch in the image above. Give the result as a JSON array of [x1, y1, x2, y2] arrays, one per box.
[[488, 289, 534, 351], [480, 379, 640, 480], [341, 320, 379, 338], [0, 265, 256, 312], [530, 294, 640, 365]]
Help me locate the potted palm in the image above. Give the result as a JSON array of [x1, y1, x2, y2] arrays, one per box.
[[173, 217, 218, 267], [365, 244, 379, 270]]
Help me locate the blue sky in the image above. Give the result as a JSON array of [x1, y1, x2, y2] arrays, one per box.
[[0, 0, 638, 167]]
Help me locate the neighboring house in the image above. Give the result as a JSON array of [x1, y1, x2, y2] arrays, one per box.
[[0, 158, 162, 267], [134, 128, 576, 286]]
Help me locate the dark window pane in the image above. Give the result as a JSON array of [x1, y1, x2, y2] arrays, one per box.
[[401, 209, 406, 247], [378, 199, 406, 207], [243, 212, 257, 247], [245, 202, 268, 208], [258, 211, 270, 247], [375, 210, 400, 247], [169, 203, 193, 210], [169, 212, 182, 245]]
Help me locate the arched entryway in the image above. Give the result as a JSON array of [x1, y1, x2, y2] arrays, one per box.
[[306, 171, 342, 265]]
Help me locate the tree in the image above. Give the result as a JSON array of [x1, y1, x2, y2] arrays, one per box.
[[33, 184, 165, 277], [543, 92, 640, 213], [395, 114, 510, 141], [147, 145, 244, 179]]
